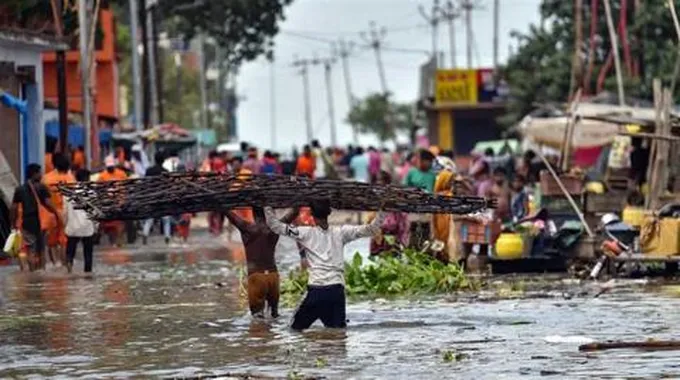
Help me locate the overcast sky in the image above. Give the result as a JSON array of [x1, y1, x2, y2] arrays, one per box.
[[236, 0, 542, 152]]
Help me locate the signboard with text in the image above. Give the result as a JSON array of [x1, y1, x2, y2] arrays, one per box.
[[435, 69, 478, 106]]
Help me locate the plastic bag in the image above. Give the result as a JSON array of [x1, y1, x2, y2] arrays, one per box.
[[3, 230, 22, 257]]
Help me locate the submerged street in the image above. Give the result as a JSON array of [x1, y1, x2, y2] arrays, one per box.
[[1, 231, 680, 379]]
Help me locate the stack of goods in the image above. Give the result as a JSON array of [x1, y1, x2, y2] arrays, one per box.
[[59, 173, 495, 221]]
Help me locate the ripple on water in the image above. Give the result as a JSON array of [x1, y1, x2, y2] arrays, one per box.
[[2, 236, 680, 379]]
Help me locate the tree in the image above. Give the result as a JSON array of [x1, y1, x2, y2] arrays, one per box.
[[347, 93, 413, 143], [502, 0, 678, 126], [159, 0, 294, 67]]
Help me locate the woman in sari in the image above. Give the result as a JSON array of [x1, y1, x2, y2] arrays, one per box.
[[432, 162, 460, 263], [369, 171, 409, 256]]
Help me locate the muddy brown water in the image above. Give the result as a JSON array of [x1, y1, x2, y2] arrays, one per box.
[[1, 232, 680, 379]]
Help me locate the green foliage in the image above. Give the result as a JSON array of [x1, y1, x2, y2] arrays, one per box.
[[346, 93, 414, 142], [345, 251, 472, 296], [281, 250, 474, 306], [442, 349, 468, 363], [158, 0, 293, 66], [503, 0, 680, 126]]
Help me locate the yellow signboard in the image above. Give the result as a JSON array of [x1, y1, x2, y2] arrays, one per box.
[[435, 69, 478, 106]]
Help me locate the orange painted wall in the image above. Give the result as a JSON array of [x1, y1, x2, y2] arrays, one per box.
[[43, 9, 118, 119]]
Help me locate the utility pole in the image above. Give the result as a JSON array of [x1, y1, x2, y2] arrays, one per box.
[[493, 0, 499, 70], [270, 60, 276, 150], [361, 21, 393, 143], [198, 34, 208, 130], [337, 40, 358, 144], [323, 58, 338, 147], [419, 0, 441, 68], [440, 0, 460, 68], [150, 4, 163, 122], [129, 0, 143, 131], [361, 21, 389, 94], [459, 0, 481, 69], [79, 0, 93, 167], [292, 58, 313, 143], [54, 0, 69, 154], [146, 0, 159, 126]]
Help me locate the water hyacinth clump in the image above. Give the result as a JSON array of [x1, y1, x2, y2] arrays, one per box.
[[281, 249, 474, 305]]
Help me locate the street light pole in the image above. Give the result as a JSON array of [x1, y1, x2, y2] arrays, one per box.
[[129, 0, 143, 131], [78, 0, 93, 167]]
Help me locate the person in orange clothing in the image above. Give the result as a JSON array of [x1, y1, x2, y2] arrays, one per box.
[[230, 156, 253, 223], [295, 145, 316, 178], [72, 146, 86, 170], [98, 156, 128, 246], [43, 153, 76, 266], [44, 151, 54, 174]]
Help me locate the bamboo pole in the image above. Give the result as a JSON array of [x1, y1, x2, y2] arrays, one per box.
[[580, 340, 680, 352], [602, 0, 626, 106], [645, 79, 662, 209], [648, 86, 671, 210], [561, 88, 582, 172], [536, 150, 594, 238]]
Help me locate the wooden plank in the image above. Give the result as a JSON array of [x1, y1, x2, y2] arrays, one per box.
[[617, 132, 680, 141], [613, 254, 680, 263]]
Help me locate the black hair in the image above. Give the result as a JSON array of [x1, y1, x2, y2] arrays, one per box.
[[75, 169, 91, 182], [310, 199, 331, 220], [355, 147, 365, 155], [311, 139, 320, 148], [26, 163, 41, 179], [264, 150, 273, 159], [253, 206, 265, 220], [303, 144, 311, 151], [484, 148, 495, 157], [523, 150, 536, 161], [493, 167, 507, 176], [53, 153, 70, 172], [419, 149, 435, 162], [208, 150, 218, 159], [154, 151, 166, 165], [240, 141, 250, 152], [440, 150, 454, 159], [231, 156, 243, 164]]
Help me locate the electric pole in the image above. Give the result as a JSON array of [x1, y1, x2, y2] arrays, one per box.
[[146, 0, 159, 126], [459, 0, 481, 69], [79, 0, 93, 166], [322, 58, 338, 147], [270, 60, 276, 150], [493, 0, 499, 70], [440, 1, 460, 68], [129, 0, 143, 131], [336, 40, 359, 144], [419, 0, 441, 68], [198, 34, 208, 130], [361, 21, 389, 94], [361, 21, 393, 144], [292, 57, 313, 143]]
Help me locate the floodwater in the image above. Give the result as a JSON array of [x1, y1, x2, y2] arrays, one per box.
[[2, 231, 680, 379]]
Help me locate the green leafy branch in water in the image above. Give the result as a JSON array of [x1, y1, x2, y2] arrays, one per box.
[[281, 249, 475, 306]]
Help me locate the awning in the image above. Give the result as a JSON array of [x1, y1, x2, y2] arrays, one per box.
[[519, 116, 620, 148]]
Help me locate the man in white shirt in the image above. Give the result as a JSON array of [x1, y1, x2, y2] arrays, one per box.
[[264, 200, 384, 330]]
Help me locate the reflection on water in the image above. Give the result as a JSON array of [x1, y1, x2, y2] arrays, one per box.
[[1, 233, 680, 378]]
